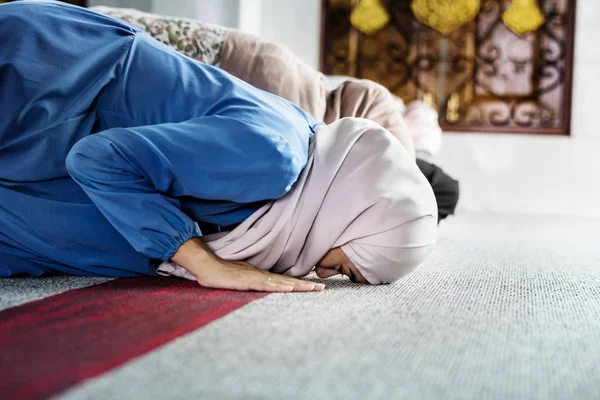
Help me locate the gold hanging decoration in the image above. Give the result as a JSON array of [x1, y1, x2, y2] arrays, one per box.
[[410, 0, 481, 36], [423, 92, 435, 108], [446, 93, 460, 123], [350, 0, 390, 36], [502, 0, 545, 36]]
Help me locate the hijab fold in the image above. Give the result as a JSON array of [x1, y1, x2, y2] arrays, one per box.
[[158, 118, 437, 284]]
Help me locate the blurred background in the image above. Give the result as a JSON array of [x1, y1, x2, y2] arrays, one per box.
[[13, 0, 598, 218]]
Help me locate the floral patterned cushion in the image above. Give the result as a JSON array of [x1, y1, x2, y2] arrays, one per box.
[[91, 6, 230, 65]]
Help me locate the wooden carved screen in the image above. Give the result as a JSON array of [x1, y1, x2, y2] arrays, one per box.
[[321, 0, 577, 135]]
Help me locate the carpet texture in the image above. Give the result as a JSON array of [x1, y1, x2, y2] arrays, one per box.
[[0, 276, 112, 311], [0, 277, 267, 399], [1, 213, 600, 399]]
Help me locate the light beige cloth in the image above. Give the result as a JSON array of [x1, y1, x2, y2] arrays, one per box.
[[158, 118, 437, 284], [404, 101, 443, 157], [219, 31, 416, 159]]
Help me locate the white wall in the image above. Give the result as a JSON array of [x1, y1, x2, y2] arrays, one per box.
[[90, 0, 241, 27], [238, 0, 262, 36], [92, 0, 318, 58], [152, 0, 240, 27], [258, 0, 321, 69], [88, 0, 151, 12]]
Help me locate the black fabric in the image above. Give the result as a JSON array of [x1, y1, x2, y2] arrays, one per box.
[[197, 221, 240, 235], [416, 159, 460, 223]]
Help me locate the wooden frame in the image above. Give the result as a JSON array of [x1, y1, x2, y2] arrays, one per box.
[[320, 0, 577, 135]]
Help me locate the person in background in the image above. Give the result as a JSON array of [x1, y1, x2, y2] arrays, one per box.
[[92, 5, 460, 223], [403, 101, 460, 223]]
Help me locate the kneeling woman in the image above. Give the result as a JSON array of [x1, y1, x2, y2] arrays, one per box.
[[0, 1, 437, 291]]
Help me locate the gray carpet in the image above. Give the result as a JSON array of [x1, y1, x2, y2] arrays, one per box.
[[0, 276, 112, 311], [3, 213, 600, 399]]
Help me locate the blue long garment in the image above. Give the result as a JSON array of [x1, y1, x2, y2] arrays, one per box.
[[0, 1, 320, 277]]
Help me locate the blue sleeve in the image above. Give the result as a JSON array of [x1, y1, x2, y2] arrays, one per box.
[[65, 115, 306, 261]]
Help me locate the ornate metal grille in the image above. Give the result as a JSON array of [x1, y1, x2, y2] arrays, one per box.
[[321, 0, 576, 134]]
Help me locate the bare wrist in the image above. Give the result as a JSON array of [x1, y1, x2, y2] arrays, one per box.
[[171, 237, 219, 275]]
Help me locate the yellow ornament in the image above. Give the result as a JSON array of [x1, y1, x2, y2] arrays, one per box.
[[502, 0, 545, 36], [410, 0, 481, 36], [350, 0, 390, 36]]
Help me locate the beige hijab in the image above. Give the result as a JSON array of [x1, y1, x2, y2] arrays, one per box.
[[158, 118, 437, 284]]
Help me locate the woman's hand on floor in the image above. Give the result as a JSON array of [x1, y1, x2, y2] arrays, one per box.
[[195, 258, 325, 292], [172, 237, 325, 292]]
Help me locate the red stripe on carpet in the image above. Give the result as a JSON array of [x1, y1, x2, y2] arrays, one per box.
[[0, 277, 268, 399]]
